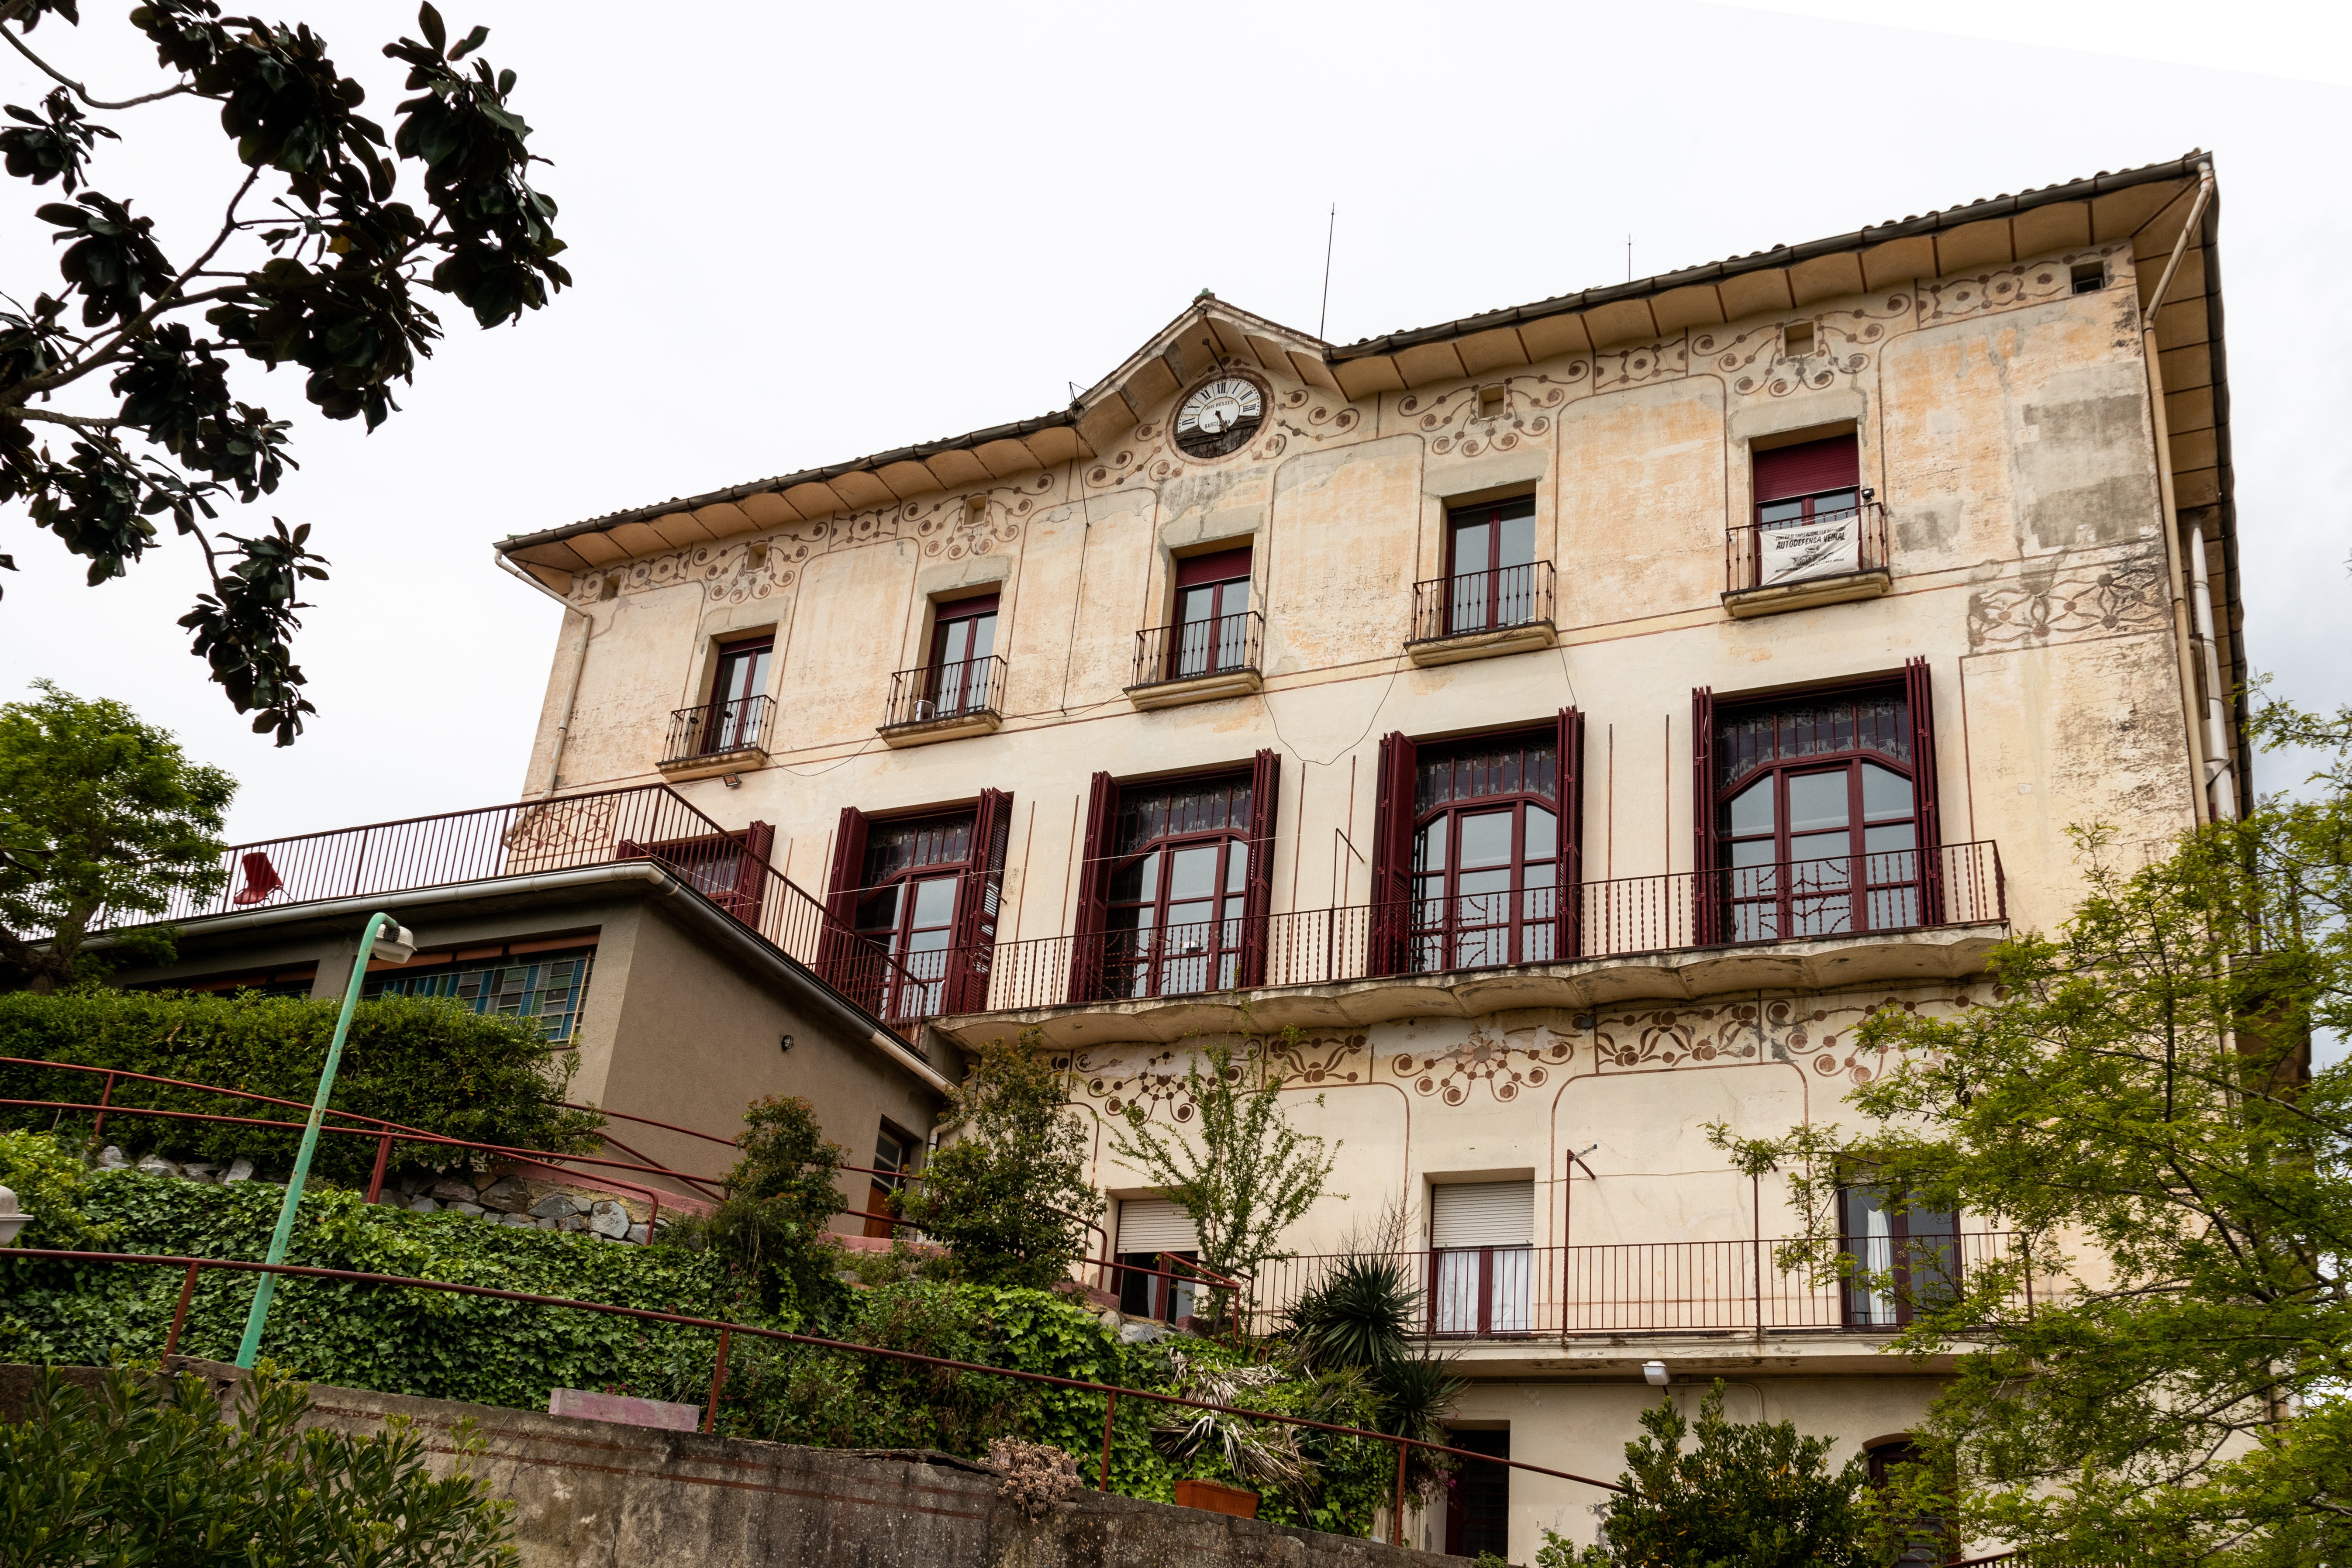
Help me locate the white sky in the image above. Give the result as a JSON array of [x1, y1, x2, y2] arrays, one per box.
[[0, 0, 2345, 848]]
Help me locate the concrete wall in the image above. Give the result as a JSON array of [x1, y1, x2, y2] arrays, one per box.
[[0, 1363, 1467, 1568]]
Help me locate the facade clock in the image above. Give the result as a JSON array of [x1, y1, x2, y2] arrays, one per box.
[[1173, 376, 1265, 458]]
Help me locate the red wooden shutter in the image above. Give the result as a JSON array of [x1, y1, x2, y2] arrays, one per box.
[[949, 790, 1013, 1013], [818, 806, 869, 989], [1176, 545, 1254, 587], [729, 820, 775, 930], [1691, 689, 1718, 946], [1904, 658, 1945, 926], [1753, 434, 1859, 501], [1367, 731, 1418, 977], [1242, 748, 1281, 987], [1067, 772, 1118, 1004], [1555, 710, 1584, 962]]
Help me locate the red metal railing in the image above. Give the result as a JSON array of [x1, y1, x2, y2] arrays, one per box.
[[881, 655, 1005, 730], [663, 694, 775, 762], [1724, 500, 1889, 595], [1243, 1234, 2025, 1340], [912, 841, 2004, 1021], [1131, 611, 1263, 688], [132, 782, 923, 1042]]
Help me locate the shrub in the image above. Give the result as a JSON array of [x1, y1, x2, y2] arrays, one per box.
[[0, 987, 603, 1182], [704, 1094, 847, 1326], [0, 1364, 516, 1567]]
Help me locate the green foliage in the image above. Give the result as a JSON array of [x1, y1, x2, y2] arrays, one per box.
[[704, 1093, 846, 1327], [1711, 696, 2352, 1566], [899, 1032, 1102, 1289], [0, 1126, 111, 1249], [0, 986, 603, 1183], [1545, 1382, 1871, 1568], [0, 1138, 729, 1412], [1107, 1035, 1339, 1293], [1287, 1251, 1415, 1374], [0, 3, 571, 741], [0, 681, 231, 989], [0, 1363, 516, 1567]]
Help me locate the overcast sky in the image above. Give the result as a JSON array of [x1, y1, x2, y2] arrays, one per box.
[[0, 0, 2345, 846]]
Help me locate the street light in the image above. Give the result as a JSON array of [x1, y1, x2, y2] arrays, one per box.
[[234, 911, 414, 1368], [0, 1185, 28, 1246]]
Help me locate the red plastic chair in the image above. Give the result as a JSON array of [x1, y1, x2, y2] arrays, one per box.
[[231, 851, 283, 906]]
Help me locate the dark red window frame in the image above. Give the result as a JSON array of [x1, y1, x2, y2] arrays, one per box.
[[1169, 545, 1252, 679], [821, 790, 1013, 1017], [927, 593, 999, 717], [1444, 496, 1538, 634], [1752, 433, 1860, 528], [706, 634, 774, 754]]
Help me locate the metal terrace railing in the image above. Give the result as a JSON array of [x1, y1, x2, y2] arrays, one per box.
[[1409, 559, 1555, 644], [1242, 1233, 2028, 1341], [881, 655, 1006, 730], [1724, 500, 1889, 596], [137, 782, 924, 1041], [662, 694, 775, 762], [914, 841, 2004, 1022], [1131, 610, 1263, 689]]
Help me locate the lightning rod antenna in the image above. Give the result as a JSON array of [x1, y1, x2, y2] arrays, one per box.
[[1318, 203, 1336, 340]]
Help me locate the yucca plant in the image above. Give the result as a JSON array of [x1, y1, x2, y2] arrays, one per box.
[[1285, 1253, 1416, 1374]]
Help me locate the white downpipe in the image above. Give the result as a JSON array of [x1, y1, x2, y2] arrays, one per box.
[[497, 554, 595, 799], [2185, 524, 2238, 821]]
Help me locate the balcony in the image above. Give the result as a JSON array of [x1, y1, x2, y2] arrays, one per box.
[[658, 695, 774, 780], [1406, 560, 1556, 665], [1244, 1231, 2024, 1346], [1722, 500, 1890, 617], [1125, 610, 1264, 709], [893, 840, 2006, 1039], [878, 655, 1006, 747]]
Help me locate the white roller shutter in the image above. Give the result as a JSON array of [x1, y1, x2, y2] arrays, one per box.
[[1430, 1182, 1534, 1249], [1116, 1198, 1198, 1254]]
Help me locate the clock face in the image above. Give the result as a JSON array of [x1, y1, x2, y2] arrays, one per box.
[[1174, 377, 1265, 458]]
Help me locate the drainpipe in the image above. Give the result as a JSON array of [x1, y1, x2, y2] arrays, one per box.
[[2185, 524, 2238, 820], [497, 553, 595, 798], [2137, 160, 2218, 824]]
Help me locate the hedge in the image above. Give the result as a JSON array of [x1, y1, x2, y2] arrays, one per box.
[[0, 988, 603, 1184]]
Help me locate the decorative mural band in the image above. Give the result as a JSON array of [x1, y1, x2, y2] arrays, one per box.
[[1920, 248, 2121, 325], [1055, 1031, 1369, 1123], [1966, 545, 2168, 650], [1391, 1025, 1573, 1104]]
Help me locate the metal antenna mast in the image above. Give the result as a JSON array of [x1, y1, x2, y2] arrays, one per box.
[[1318, 204, 1336, 340]]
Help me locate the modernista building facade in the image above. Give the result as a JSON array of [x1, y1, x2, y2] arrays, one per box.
[[487, 152, 2246, 1558]]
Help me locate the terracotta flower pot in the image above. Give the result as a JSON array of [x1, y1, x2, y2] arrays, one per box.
[[1174, 1478, 1259, 1519]]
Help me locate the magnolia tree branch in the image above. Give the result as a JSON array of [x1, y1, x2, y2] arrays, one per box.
[[0, 24, 195, 110]]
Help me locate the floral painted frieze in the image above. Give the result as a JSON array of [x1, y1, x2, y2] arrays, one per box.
[[1391, 1026, 1574, 1105]]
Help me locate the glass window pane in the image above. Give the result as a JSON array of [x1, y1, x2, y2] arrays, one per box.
[[1861, 762, 1914, 823], [1727, 777, 1775, 836], [1759, 498, 1805, 526], [1790, 831, 1848, 865], [1167, 845, 1218, 900], [1226, 847, 1248, 892], [1178, 585, 1216, 625], [855, 887, 900, 934], [1458, 810, 1513, 869], [1524, 806, 1557, 860], [1109, 852, 1158, 904], [1786, 770, 1851, 831], [1814, 489, 1859, 514], [910, 876, 959, 928], [1864, 823, 1917, 854], [1730, 838, 1778, 867], [1452, 520, 1490, 577], [966, 613, 996, 662], [1497, 511, 1535, 568], [1414, 824, 1445, 874]]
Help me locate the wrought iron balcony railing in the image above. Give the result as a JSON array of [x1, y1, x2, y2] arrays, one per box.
[[662, 694, 774, 763], [1131, 610, 1263, 688], [884, 839, 2001, 1023], [1725, 500, 1889, 595], [1409, 559, 1554, 644], [882, 655, 1006, 730]]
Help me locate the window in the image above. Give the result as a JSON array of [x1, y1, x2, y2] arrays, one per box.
[[927, 594, 998, 718], [1169, 545, 1252, 679], [1708, 683, 1929, 942], [1070, 753, 1281, 1003], [862, 1123, 917, 1241], [1445, 496, 1538, 634], [1867, 1438, 1952, 1564], [1841, 1183, 1959, 1327], [1442, 1429, 1511, 1559], [1783, 320, 1815, 357], [619, 822, 776, 926], [1429, 1181, 1534, 1337], [1369, 714, 1584, 979], [1754, 433, 1859, 530], [364, 945, 595, 1044], [1115, 1197, 1200, 1323], [2070, 260, 2105, 295], [824, 793, 1013, 1020], [1411, 731, 1560, 973], [707, 634, 773, 752]]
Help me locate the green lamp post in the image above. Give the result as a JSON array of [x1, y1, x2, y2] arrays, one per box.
[[234, 910, 415, 1369]]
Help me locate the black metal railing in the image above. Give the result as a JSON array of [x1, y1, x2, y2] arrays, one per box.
[[882, 655, 1006, 730], [1410, 560, 1554, 643], [1725, 500, 1888, 595], [662, 695, 775, 762], [1131, 610, 1263, 688]]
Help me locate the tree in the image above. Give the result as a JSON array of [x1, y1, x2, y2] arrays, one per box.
[[0, 1364, 516, 1567], [1539, 1382, 1873, 1568], [0, 679, 232, 989], [0, 1, 569, 743], [705, 1093, 847, 1325], [1713, 696, 2352, 1566], [898, 1031, 1102, 1289], [1108, 1035, 1339, 1298]]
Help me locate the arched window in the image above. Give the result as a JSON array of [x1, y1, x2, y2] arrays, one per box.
[[1409, 731, 1559, 972], [851, 811, 976, 1018], [1102, 773, 1255, 998], [1714, 687, 1921, 941]]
